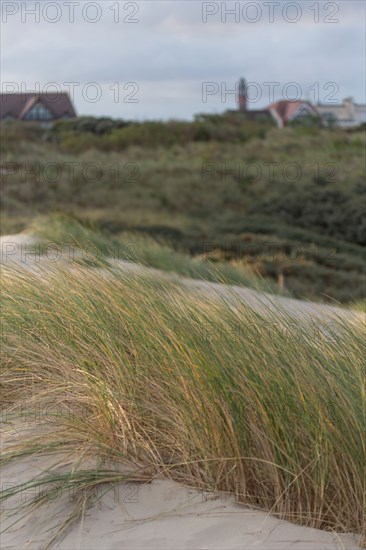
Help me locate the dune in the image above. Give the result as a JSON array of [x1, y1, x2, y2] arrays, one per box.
[[1, 452, 359, 550], [1, 233, 364, 549], [0, 233, 362, 324]]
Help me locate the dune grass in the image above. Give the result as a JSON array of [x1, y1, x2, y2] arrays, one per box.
[[352, 300, 366, 313], [1, 262, 365, 546], [26, 213, 276, 293], [2, 124, 365, 304]]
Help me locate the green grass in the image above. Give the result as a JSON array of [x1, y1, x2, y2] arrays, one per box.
[[352, 300, 366, 313], [1, 122, 365, 304], [26, 213, 277, 293], [1, 263, 365, 546]]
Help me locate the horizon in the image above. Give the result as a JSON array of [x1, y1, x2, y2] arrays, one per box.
[[1, 83, 365, 122], [1, 0, 365, 120]]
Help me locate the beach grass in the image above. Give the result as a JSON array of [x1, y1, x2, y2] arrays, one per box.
[[2, 124, 365, 305], [26, 213, 276, 292], [1, 263, 365, 546]]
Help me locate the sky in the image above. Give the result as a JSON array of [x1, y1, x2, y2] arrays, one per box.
[[1, 0, 365, 120]]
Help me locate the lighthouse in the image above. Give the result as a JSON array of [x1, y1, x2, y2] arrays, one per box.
[[238, 78, 247, 112]]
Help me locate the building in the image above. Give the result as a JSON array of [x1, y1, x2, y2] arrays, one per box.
[[267, 100, 319, 128], [236, 78, 275, 124], [316, 97, 366, 129], [0, 92, 76, 124], [235, 78, 366, 129], [236, 78, 319, 127]]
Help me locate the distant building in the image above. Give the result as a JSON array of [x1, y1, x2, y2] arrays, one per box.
[[235, 78, 365, 129], [236, 78, 275, 124], [316, 97, 366, 128], [0, 92, 76, 124], [267, 100, 319, 128], [235, 78, 319, 127]]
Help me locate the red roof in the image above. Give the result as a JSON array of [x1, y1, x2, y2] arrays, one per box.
[[267, 100, 317, 125], [0, 92, 76, 120]]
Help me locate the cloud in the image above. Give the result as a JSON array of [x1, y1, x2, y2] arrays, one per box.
[[1, 0, 365, 119]]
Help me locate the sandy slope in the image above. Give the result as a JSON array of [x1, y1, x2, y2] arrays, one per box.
[[0, 234, 362, 324], [1, 452, 360, 550], [1, 234, 363, 549]]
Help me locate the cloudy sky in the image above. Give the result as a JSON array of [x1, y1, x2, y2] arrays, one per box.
[[1, 0, 365, 119]]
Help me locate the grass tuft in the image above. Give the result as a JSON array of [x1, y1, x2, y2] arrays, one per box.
[[1, 263, 365, 545]]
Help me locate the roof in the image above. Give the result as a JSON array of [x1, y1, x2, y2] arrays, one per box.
[[267, 100, 317, 125], [0, 92, 76, 120]]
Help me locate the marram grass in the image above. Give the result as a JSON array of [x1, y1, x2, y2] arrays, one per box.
[[27, 212, 276, 293], [1, 264, 365, 546]]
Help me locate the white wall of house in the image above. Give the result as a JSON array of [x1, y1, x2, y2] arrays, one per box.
[[354, 105, 366, 125], [268, 108, 284, 128], [316, 98, 366, 128]]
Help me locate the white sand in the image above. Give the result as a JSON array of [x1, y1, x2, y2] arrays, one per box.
[[1, 237, 362, 549], [1, 234, 363, 325], [0, 451, 360, 550]]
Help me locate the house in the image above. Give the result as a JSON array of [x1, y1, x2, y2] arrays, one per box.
[[267, 100, 320, 128], [235, 78, 319, 127], [316, 97, 366, 128], [0, 92, 76, 124]]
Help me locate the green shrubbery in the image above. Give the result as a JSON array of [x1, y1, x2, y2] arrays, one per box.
[[1, 120, 364, 303], [54, 116, 130, 135], [251, 184, 366, 245], [51, 112, 273, 152]]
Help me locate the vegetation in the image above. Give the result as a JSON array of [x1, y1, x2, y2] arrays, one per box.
[[1, 118, 365, 304], [1, 117, 365, 546], [53, 112, 272, 148], [26, 213, 277, 293], [1, 265, 365, 546]]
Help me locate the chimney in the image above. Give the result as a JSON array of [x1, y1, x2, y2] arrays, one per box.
[[238, 78, 247, 112]]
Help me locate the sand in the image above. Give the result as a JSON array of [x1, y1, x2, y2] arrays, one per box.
[[1, 234, 363, 325], [1, 452, 360, 550], [1, 235, 362, 549]]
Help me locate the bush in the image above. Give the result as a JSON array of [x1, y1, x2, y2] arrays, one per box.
[[251, 185, 366, 246]]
